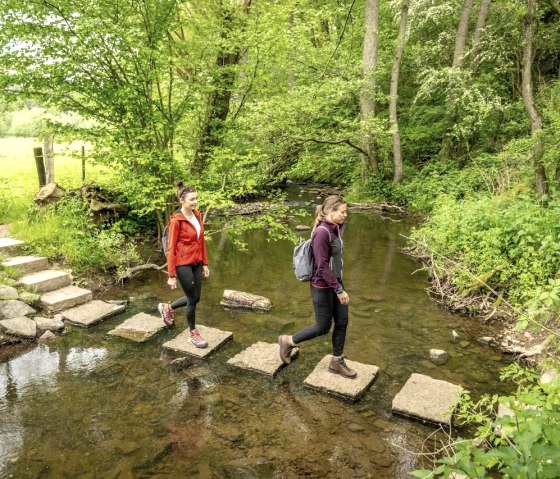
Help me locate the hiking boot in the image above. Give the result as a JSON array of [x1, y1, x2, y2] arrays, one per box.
[[278, 335, 295, 364], [328, 355, 357, 379], [189, 329, 208, 348], [158, 303, 175, 327]]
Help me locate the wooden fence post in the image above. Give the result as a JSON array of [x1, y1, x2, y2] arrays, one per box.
[[33, 147, 47, 187], [43, 136, 54, 184], [81, 145, 86, 182]]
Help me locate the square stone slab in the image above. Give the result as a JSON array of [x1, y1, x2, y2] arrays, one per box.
[[108, 313, 165, 342], [162, 324, 232, 359], [227, 341, 299, 377], [303, 355, 379, 401], [41, 285, 92, 312], [3, 255, 48, 274], [392, 373, 463, 425], [61, 300, 126, 328]]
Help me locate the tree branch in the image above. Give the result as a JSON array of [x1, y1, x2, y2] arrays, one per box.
[[294, 137, 368, 156]]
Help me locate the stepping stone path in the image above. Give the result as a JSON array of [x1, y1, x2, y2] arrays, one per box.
[[0, 238, 24, 254], [162, 324, 233, 358], [3, 256, 48, 274], [61, 300, 126, 328], [227, 341, 299, 377], [41, 285, 92, 312], [392, 373, 463, 425], [303, 355, 379, 401], [108, 313, 165, 342], [0, 236, 127, 343]]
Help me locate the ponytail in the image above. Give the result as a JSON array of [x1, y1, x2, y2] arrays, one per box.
[[312, 195, 346, 231]]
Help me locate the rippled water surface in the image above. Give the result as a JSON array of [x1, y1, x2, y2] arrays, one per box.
[[0, 189, 511, 478]]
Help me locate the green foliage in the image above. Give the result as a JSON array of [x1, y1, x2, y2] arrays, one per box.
[[413, 364, 560, 479], [11, 197, 140, 277], [410, 189, 560, 312]]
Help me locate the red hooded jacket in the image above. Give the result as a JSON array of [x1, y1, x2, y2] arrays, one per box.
[[166, 210, 208, 277]]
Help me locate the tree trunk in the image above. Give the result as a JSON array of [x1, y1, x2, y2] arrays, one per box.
[[440, 0, 475, 161], [389, 0, 410, 183], [521, 0, 548, 195], [192, 0, 251, 174], [470, 0, 492, 72], [220, 289, 272, 311], [453, 0, 475, 69], [359, 0, 380, 177]]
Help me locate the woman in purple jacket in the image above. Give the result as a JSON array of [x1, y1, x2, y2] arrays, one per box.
[[279, 195, 357, 378]]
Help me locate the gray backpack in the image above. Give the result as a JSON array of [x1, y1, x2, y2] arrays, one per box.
[[293, 226, 330, 282]]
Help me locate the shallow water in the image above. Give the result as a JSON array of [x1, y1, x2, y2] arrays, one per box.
[[0, 190, 511, 478]]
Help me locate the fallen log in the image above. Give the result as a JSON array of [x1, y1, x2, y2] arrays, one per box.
[[220, 289, 272, 311]]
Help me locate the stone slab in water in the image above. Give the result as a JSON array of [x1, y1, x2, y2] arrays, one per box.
[[0, 316, 36, 338], [162, 324, 233, 358], [108, 313, 165, 342], [392, 373, 463, 425], [40, 285, 92, 312], [0, 238, 24, 254], [227, 341, 299, 377], [61, 300, 126, 328], [3, 255, 49, 274], [303, 355, 379, 401], [19, 270, 72, 293]]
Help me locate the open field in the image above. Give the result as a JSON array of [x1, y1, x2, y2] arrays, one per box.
[[0, 137, 112, 222]]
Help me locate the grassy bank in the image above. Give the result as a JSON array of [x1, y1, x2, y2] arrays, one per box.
[[0, 138, 140, 281]]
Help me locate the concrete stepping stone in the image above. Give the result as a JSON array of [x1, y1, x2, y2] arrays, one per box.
[[162, 324, 233, 359], [108, 313, 165, 342], [19, 270, 72, 293], [40, 285, 92, 312], [303, 355, 379, 401], [227, 341, 299, 377], [0, 238, 24, 254], [3, 255, 49, 275], [60, 300, 126, 328], [392, 373, 463, 425], [0, 316, 37, 339]]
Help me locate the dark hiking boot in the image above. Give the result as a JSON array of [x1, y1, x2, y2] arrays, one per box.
[[278, 335, 294, 364], [158, 303, 175, 327], [328, 355, 357, 379]]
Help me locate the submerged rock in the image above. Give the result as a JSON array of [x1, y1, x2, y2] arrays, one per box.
[[39, 330, 56, 341], [429, 349, 449, 365]]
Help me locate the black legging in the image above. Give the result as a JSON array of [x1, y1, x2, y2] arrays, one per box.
[[292, 285, 349, 357], [170, 263, 203, 330]]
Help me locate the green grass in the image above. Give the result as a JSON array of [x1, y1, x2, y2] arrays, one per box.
[[0, 137, 113, 223]]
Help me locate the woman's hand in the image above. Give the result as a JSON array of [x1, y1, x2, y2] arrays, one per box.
[[203, 265, 210, 278], [167, 277, 177, 289], [337, 291, 350, 305]]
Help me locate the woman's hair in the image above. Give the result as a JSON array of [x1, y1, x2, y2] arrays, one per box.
[[176, 181, 196, 200], [312, 194, 346, 230]]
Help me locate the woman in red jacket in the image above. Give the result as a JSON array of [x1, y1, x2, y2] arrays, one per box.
[[158, 182, 210, 348]]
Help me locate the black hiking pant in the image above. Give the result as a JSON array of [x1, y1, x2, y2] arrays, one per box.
[[171, 263, 203, 330], [292, 284, 349, 357]]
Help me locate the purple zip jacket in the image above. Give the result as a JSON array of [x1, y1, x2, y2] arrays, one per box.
[[311, 220, 345, 293]]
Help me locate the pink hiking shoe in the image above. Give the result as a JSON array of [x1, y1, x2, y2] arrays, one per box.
[[189, 328, 208, 348], [157, 303, 175, 327]]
